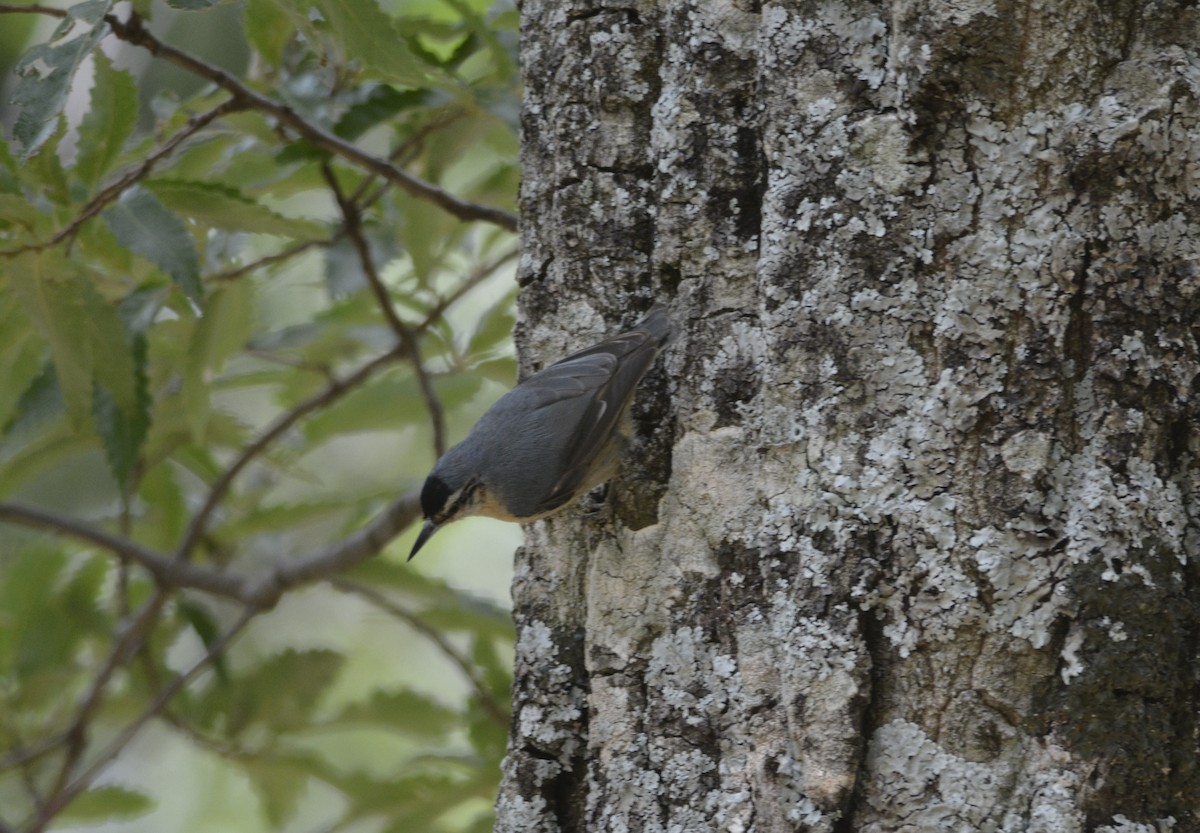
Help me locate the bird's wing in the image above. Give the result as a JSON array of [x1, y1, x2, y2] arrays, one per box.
[[524, 325, 666, 514]]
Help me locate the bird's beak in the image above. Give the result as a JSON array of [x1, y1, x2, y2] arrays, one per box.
[[408, 519, 438, 561]]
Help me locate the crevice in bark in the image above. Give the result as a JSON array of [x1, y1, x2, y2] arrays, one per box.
[[838, 577, 889, 833]]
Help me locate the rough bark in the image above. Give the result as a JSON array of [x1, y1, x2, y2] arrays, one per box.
[[498, 2, 1200, 831]]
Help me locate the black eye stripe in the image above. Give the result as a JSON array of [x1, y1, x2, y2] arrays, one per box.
[[441, 481, 479, 522]]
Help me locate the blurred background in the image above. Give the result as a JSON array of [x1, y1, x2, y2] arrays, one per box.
[[0, 1, 521, 830]]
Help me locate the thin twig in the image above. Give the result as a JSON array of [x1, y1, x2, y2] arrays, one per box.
[[22, 606, 258, 833], [354, 108, 469, 209], [331, 578, 509, 726], [211, 238, 332, 283], [0, 734, 66, 772], [322, 164, 446, 455], [0, 5, 66, 18]]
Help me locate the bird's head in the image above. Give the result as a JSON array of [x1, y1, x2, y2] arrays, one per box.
[[409, 466, 488, 560]]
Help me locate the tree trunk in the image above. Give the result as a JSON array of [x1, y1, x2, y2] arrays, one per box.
[[497, 2, 1200, 831]]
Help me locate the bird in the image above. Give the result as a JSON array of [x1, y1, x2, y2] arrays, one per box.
[[408, 306, 671, 560]]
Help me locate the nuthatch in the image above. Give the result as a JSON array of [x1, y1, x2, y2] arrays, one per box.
[[409, 306, 671, 560]]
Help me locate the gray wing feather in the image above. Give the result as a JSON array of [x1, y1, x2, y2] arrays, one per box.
[[524, 310, 670, 514]]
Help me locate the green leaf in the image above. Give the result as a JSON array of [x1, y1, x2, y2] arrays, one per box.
[[182, 280, 257, 439], [222, 649, 344, 735], [179, 600, 230, 683], [303, 370, 483, 444], [61, 554, 112, 636], [0, 132, 19, 192], [466, 289, 517, 357], [345, 559, 512, 637], [0, 193, 49, 234], [313, 0, 437, 87], [60, 785, 155, 822], [75, 51, 138, 189], [0, 290, 46, 431], [334, 86, 426, 140], [243, 0, 299, 66], [103, 186, 202, 300], [93, 334, 150, 490], [10, 0, 111, 157], [146, 179, 326, 237], [9, 252, 138, 424], [0, 423, 97, 499], [134, 463, 187, 549], [165, 0, 219, 8], [472, 355, 517, 386], [331, 689, 459, 739], [0, 546, 67, 675], [242, 755, 316, 827]]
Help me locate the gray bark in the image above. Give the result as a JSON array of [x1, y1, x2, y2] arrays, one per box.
[[497, 1, 1200, 831]]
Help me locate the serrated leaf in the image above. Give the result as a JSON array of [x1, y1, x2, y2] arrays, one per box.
[[10, 0, 111, 157], [9, 252, 137, 424], [76, 51, 138, 188], [226, 649, 344, 734], [334, 86, 425, 140], [0, 133, 18, 192], [146, 179, 326, 237], [179, 600, 230, 683], [212, 500, 355, 539], [331, 689, 458, 738], [242, 756, 315, 827], [243, 0, 300, 67], [469, 636, 512, 730], [0, 546, 67, 674], [62, 554, 112, 634], [466, 290, 517, 356], [60, 785, 154, 821], [134, 463, 186, 549], [472, 356, 517, 386], [2, 362, 62, 439], [103, 186, 202, 300], [369, 773, 486, 830], [0, 291, 46, 431], [313, 0, 437, 87], [182, 281, 256, 439], [396, 191, 454, 282], [0, 194, 46, 234], [344, 560, 512, 636], [421, 600, 513, 639], [93, 333, 149, 490], [0, 424, 96, 498], [303, 370, 483, 444]]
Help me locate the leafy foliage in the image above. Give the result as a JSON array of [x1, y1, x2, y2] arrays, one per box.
[[0, 1, 519, 831]]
